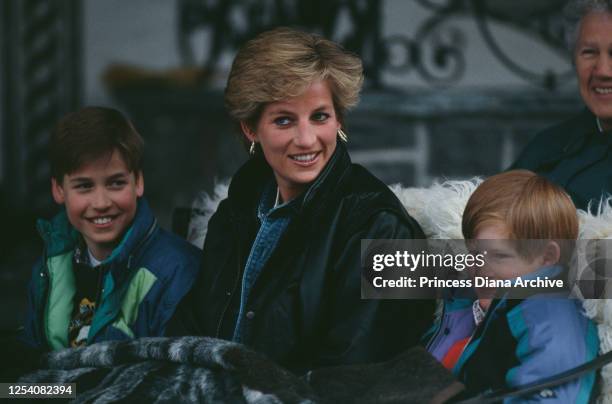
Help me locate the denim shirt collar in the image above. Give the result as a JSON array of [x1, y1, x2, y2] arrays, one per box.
[[227, 142, 352, 221], [257, 181, 303, 221]]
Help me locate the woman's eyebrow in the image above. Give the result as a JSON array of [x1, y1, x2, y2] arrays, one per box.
[[267, 108, 296, 115]]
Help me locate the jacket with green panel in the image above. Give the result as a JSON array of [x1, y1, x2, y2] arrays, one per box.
[[20, 198, 200, 350]]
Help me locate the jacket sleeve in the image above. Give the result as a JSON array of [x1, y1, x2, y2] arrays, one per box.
[[1, 259, 46, 379], [503, 299, 599, 404], [18, 258, 44, 350], [154, 240, 201, 337], [165, 200, 231, 337], [313, 210, 435, 368], [161, 254, 206, 337]]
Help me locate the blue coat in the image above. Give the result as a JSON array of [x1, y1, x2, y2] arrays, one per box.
[[20, 198, 200, 350]]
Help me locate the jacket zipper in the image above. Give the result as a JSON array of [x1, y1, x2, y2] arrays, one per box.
[[455, 298, 506, 381], [101, 217, 157, 291], [425, 301, 446, 351], [38, 246, 51, 349], [215, 221, 244, 338], [88, 218, 157, 343], [93, 264, 106, 310], [126, 219, 158, 265]]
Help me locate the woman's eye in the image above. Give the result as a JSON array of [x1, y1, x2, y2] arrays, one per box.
[[274, 117, 292, 126], [312, 112, 330, 122]]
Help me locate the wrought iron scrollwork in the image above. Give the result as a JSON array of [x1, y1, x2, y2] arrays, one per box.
[[177, 0, 573, 90], [471, 0, 573, 90], [383, 0, 572, 88], [178, 0, 384, 85], [415, 0, 457, 12]]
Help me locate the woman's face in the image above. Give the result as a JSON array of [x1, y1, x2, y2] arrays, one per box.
[[242, 80, 340, 202], [575, 11, 612, 130]]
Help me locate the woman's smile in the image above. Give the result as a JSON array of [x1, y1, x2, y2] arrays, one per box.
[[289, 151, 320, 165], [242, 80, 340, 202]]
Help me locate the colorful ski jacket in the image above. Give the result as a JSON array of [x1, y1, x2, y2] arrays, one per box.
[[426, 268, 599, 403], [20, 198, 200, 350]]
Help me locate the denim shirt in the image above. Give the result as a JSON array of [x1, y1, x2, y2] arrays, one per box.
[[232, 182, 302, 342]]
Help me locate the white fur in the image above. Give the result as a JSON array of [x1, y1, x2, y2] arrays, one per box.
[[189, 178, 612, 400], [577, 198, 612, 402], [390, 178, 482, 239], [188, 182, 229, 248]]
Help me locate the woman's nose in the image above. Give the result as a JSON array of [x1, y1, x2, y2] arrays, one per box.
[[294, 123, 317, 147]]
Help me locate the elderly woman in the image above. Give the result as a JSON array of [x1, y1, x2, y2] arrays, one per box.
[[512, 0, 612, 210], [168, 28, 434, 373]]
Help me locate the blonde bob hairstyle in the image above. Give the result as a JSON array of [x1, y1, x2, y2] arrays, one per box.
[[462, 170, 579, 264], [224, 27, 364, 133]]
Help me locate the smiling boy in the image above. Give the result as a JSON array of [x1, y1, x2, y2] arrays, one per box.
[[426, 170, 598, 403], [20, 107, 200, 351]]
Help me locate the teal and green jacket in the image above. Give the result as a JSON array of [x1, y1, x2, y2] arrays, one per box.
[[20, 198, 200, 350]]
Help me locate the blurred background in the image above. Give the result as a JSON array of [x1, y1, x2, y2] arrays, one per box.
[[0, 0, 583, 331]]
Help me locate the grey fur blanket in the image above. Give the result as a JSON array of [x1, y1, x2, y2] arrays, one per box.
[[20, 337, 459, 403]]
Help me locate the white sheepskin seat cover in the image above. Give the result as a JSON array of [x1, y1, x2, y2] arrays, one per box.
[[188, 178, 612, 402]]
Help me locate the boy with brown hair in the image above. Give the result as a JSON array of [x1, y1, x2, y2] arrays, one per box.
[[20, 106, 200, 351], [427, 170, 598, 403]]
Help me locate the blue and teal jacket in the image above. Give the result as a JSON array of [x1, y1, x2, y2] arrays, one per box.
[[20, 198, 200, 350], [426, 267, 599, 403]]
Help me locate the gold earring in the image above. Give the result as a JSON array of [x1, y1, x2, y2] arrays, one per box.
[[249, 141, 256, 155], [338, 128, 348, 142]]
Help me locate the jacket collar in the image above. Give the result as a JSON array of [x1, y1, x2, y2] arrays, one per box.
[[36, 210, 81, 258], [227, 141, 352, 220], [37, 198, 157, 266]]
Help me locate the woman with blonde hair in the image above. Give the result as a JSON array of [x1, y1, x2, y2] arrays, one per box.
[[169, 27, 433, 373]]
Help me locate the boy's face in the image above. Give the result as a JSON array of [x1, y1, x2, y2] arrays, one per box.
[[469, 222, 547, 301], [51, 150, 144, 261], [474, 223, 544, 281]]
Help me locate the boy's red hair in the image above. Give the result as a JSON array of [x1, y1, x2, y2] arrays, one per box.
[[462, 170, 578, 262]]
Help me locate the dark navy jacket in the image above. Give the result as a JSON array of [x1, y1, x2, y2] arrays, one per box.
[[20, 198, 200, 350], [511, 109, 612, 210], [168, 142, 435, 374]]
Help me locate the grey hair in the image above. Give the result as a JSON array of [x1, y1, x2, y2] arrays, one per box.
[[564, 0, 612, 53]]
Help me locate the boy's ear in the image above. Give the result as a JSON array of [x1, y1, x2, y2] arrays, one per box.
[[541, 241, 561, 266], [240, 121, 257, 142], [135, 171, 144, 197], [51, 178, 65, 204]]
